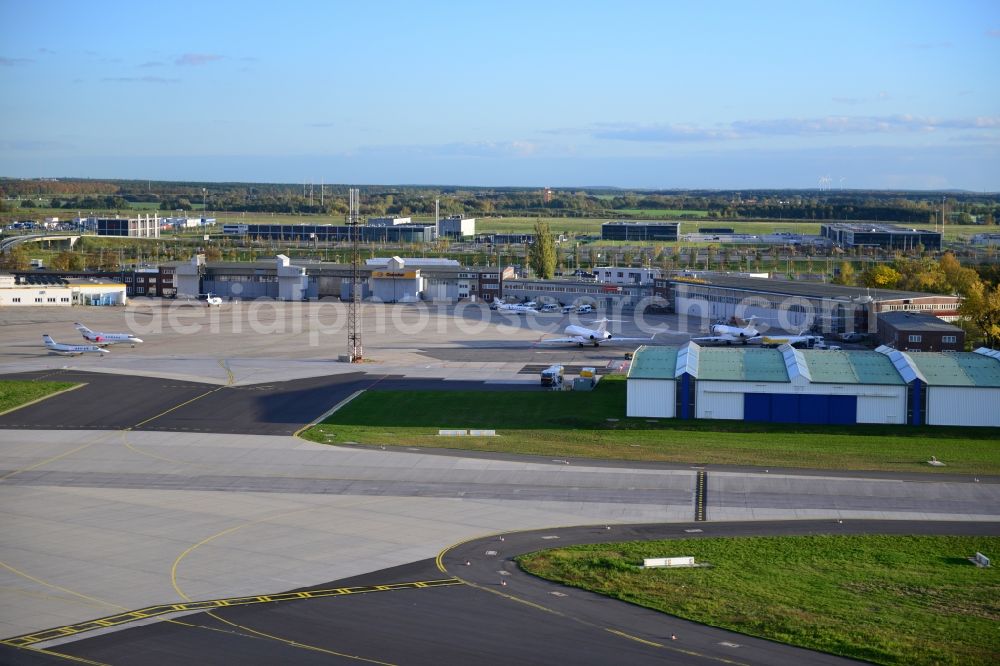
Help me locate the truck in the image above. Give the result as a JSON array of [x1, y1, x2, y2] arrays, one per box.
[[540, 365, 564, 387]]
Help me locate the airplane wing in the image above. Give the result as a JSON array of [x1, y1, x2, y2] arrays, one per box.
[[536, 337, 583, 345]]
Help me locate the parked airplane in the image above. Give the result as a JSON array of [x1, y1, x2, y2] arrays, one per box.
[[74, 323, 143, 347], [692, 317, 760, 345], [198, 293, 223, 307], [43, 334, 109, 356], [491, 298, 538, 314], [538, 319, 660, 347], [753, 331, 840, 350]]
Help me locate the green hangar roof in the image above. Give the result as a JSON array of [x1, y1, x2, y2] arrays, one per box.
[[627, 346, 679, 379], [696, 348, 789, 382], [906, 351, 1000, 387], [802, 350, 905, 385]]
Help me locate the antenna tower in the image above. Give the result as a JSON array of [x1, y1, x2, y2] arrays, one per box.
[[347, 187, 363, 362]]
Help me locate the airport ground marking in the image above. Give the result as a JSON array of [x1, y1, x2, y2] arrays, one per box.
[[18, 646, 111, 665], [129, 385, 227, 430], [2, 579, 461, 649], [695, 470, 707, 522], [293, 389, 366, 438], [218, 359, 235, 386]]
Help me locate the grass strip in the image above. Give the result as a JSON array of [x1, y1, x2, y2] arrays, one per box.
[[0, 380, 79, 415], [518, 535, 1000, 666], [301, 378, 1000, 475]]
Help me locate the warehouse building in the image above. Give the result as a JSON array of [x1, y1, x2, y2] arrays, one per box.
[[820, 223, 941, 251], [668, 275, 961, 334], [602, 221, 680, 242], [627, 343, 1000, 427], [439, 216, 476, 238]]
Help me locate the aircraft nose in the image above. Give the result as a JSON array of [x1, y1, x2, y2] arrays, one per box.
[[132, 338, 143, 343]]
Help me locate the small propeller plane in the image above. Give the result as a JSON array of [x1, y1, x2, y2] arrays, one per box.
[[43, 334, 109, 357], [74, 323, 143, 347]]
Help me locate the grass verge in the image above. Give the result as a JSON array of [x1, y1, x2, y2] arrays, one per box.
[[517, 535, 1000, 665], [300, 377, 1000, 475], [0, 380, 79, 414]]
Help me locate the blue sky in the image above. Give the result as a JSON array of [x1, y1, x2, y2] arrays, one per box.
[[1, 0, 998, 189]]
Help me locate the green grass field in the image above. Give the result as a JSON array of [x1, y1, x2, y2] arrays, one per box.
[[301, 379, 1000, 474], [518, 535, 1000, 665], [0, 380, 78, 413], [616, 208, 709, 218]]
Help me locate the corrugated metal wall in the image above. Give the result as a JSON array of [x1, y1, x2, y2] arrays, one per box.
[[926, 387, 1000, 427], [696, 388, 744, 420], [626, 379, 675, 418], [857, 392, 907, 424]]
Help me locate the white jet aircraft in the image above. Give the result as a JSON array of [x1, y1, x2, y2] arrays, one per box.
[[42, 334, 109, 356], [692, 316, 760, 345], [74, 323, 143, 347], [491, 298, 538, 314], [198, 293, 223, 307], [537, 319, 659, 347]]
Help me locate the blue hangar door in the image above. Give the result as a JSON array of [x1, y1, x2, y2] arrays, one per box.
[[744, 393, 856, 425]]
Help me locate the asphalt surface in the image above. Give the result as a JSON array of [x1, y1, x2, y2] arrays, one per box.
[[8, 520, 997, 666], [0, 371, 535, 435]]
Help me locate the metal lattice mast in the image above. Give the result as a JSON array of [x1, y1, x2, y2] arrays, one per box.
[[347, 187, 363, 362]]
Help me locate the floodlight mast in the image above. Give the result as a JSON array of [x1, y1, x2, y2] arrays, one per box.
[[347, 187, 363, 363]]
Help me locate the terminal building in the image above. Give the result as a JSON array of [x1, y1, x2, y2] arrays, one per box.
[[602, 221, 680, 242], [0, 273, 127, 306], [627, 343, 1000, 427], [666, 274, 961, 334], [820, 223, 941, 251]]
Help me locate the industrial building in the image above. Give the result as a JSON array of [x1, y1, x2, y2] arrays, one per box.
[[626, 343, 1000, 427], [877, 311, 965, 352], [0, 274, 127, 306], [95, 214, 160, 238], [503, 278, 650, 310], [667, 274, 961, 334], [820, 223, 941, 251], [439, 216, 476, 238], [602, 221, 680, 242], [13, 267, 175, 298], [593, 267, 661, 286], [221, 222, 438, 244], [169, 254, 512, 303]]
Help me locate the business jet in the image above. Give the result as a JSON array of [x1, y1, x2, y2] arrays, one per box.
[[43, 334, 109, 357], [692, 317, 760, 345], [537, 319, 660, 347], [74, 323, 143, 347], [198, 293, 223, 307], [491, 298, 538, 314]]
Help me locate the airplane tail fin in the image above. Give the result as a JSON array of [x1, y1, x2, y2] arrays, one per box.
[[42, 334, 56, 346]]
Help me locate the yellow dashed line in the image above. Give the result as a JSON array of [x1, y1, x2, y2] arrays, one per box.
[[2, 579, 462, 648]]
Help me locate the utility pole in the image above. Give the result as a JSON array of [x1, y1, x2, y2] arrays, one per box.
[[347, 188, 363, 363]]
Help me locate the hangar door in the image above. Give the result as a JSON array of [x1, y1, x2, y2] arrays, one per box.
[[744, 393, 856, 425]]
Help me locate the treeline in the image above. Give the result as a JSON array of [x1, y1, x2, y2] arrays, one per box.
[[3, 178, 998, 224]]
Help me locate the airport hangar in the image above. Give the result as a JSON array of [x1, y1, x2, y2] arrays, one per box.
[[661, 275, 962, 334], [626, 343, 1000, 427]]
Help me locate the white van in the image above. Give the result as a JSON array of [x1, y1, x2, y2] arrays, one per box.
[[540, 303, 559, 313], [577, 304, 593, 314]]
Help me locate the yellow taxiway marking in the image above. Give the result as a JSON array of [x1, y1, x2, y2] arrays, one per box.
[[0, 430, 113, 482]]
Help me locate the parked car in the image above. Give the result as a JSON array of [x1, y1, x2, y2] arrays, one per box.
[[577, 304, 594, 314]]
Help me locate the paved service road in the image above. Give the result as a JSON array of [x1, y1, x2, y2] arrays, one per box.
[[10, 520, 997, 665]]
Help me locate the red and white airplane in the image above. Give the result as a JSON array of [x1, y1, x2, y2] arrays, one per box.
[[43, 334, 109, 356], [74, 323, 143, 347]]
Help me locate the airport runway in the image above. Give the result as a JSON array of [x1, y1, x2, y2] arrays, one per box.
[[7, 520, 997, 665]]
